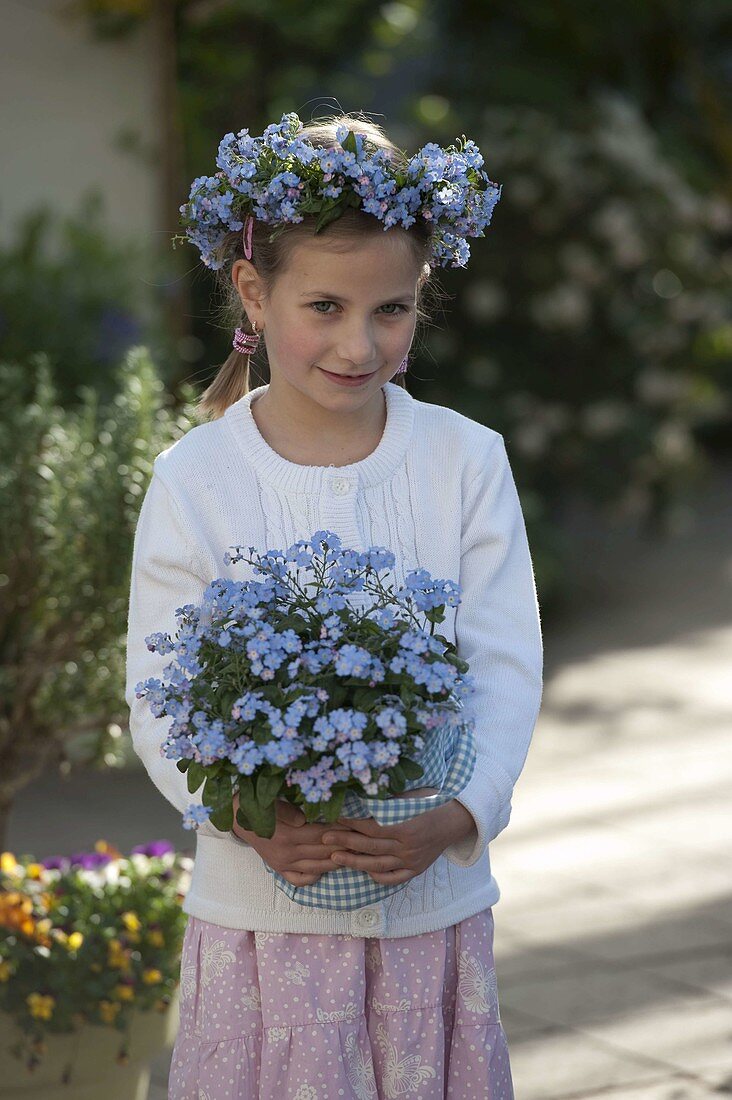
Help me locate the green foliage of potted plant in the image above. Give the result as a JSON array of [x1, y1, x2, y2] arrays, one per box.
[[0, 838, 190, 1097]]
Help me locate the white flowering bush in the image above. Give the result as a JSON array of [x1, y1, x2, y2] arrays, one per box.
[[432, 91, 732, 602]]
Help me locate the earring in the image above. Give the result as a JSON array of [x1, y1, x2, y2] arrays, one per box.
[[396, 355, 408, 374], [233, 318, 261, 354]]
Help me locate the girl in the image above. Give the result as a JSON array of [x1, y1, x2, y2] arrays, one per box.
[[126, 111, 543, 1099]]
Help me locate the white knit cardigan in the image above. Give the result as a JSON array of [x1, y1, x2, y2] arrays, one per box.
[[125, 381, 544, 938]]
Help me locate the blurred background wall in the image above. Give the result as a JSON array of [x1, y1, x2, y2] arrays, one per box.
[[0, 0, 159, 249]]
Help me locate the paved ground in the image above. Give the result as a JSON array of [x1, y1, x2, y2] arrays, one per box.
[[7, 459, 731, 1099]]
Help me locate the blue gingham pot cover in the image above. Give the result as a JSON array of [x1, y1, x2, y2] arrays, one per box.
[[264, 720, 477, 911]]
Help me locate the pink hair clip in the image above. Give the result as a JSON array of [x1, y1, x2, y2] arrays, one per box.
[[243, 214, 254, 260], [233, 323, 260, 354]]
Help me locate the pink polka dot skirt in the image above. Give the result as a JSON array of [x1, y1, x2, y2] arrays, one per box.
[[168, 905, 514, 1098]]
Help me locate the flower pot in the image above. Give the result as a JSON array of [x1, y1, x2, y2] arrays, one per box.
[[0, 988, 179, 1098]]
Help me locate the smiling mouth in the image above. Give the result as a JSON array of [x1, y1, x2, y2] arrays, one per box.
[[321, 368, 374, 378]]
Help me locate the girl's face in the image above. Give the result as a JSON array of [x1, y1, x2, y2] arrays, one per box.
[[233, 229, 421, 418]]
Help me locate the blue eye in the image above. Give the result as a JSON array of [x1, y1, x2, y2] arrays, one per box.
[[310, 301, 409, 316]]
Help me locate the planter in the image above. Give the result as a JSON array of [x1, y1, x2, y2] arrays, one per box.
[[0, 988, 179, 1098]]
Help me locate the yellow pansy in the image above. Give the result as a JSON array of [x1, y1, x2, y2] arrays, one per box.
[[98, 1000, 121, 1024], [0, 852, 18, 874], [26, 863, 44, 880], [142, 968, 162, 984], [113, 984, 135, 1001], [67, 932, 84, 950], [27, 993, 55, 1020], [95, 840, 123, 859], [121, 911, 141, 933], [107, 939, 127, 968]]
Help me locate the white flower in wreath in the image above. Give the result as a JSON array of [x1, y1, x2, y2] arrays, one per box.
[[240, 983, 261, 1011], [179, 963, 197, 1001], [200, 938, 236, 987], [458, 950, 499, 1015], [284, 959, 310, 985], [344, 1029, 377, 1098], [316, 1002, 359, 1023], [374, 1019, 437, 1096]]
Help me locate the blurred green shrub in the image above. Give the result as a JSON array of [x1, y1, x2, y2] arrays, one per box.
[[0, 348, 197, 842], [421, 91, 732, 606], [0, 192, 178, 408]]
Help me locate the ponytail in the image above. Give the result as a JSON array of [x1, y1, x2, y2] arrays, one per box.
[[194, 312, 260, 421]]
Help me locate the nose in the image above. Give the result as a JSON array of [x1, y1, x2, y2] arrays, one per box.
[[337, 321, 378, 369]]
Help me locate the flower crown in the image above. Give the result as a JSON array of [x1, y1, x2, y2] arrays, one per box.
[[173, 112, 502, 272]]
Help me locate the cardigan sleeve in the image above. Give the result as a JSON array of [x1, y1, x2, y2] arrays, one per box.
[[124, 467, 233, 842], [442, 433, 544, 867]]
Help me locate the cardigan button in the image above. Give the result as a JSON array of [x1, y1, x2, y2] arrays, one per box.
[[330, 477, 353, 495]]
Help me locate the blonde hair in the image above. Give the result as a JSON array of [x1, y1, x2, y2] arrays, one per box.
[[194, 111, 440, 421]]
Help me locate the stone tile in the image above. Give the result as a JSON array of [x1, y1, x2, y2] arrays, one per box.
[[506, 1021, 668, 1100], [500, 965, 732, 1079], [566, 1075, 729, 1099], [636, 949, 732, 1005]]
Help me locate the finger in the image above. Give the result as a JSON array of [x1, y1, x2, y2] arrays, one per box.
[[335, 816, 382, 834], [290, 857, 344, 874], [282, 869, 323, 885], [368, 868, 414, 885], [276, 799, 307, 826], [330, 850, 404, 873], [325, 832, 397, 856]]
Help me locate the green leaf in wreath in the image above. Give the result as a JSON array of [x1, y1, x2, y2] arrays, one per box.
[[315, 203, 345, 233], [341, 129, 358, 156]]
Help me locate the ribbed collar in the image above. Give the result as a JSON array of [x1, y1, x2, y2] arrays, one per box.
[[224, 381, 415, 493]]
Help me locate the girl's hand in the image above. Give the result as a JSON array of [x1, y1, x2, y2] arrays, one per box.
[[319, 793, 476, 886], [232, 792, 344, 886]]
